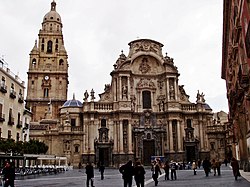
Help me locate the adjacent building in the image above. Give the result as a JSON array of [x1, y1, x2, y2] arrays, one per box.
[[222, 0, 250, 171], [0, 58, 27, 141], [27, 1, 220, 167]]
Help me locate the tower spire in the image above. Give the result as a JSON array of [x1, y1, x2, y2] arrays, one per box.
[[51, 0, 56, 11]]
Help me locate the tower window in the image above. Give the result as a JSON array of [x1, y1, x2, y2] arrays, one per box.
[[142, 91, 151, 109], [42, 38, 44, 43], [47, 41, 53, 53], [44, 88, 49, 97], [56, 39, 58, 43], [71, 119, 76, 127], [59, 59, 64, 65], [55, 44, 58, 52], [101, 119, 106, 127], [8, 130, 11, 139], [32, 58, 36, 65], [41, 44, 44, 51]]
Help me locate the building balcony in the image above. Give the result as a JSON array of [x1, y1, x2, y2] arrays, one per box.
[[17, 121, 22, 128], [9, 89, 16, 99], [0, 84, 7, 93], [8, 117, 14, 126], [0, 113, 5, 122], [18, 94, 24, 103]]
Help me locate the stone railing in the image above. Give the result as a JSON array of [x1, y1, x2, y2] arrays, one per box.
[[181, 104, 196, 111], [94, 103, 113, 110]]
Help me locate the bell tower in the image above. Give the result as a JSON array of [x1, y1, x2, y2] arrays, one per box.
[[26, 1, 68, 122]]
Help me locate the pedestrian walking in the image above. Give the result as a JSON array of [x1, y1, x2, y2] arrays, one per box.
[[211, 159, 217, 176], [231, 157, 241, 180], [192, 160, 197, 175], [99, 163, 105, 180], [151, 160, 162, 186], [202, 157, 211, 177], [134, 161, 145, 187], [2, 161, 15, 187], [215, 160, 221, 176], [224, 158, 228, 167], [197, 159, 201, 169], [170, 161, 177, 180], [85, 162, 95, 187], [163, 161, 170, 180], [119, 160, 134, 187]]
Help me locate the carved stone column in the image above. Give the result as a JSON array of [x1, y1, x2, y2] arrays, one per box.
[[128, 121, 132, 153], [90, 121, 95, 153], [169, 120, 174, 152], [119, 120, 124, 153], [199, 120, 204, 151], [166, 78, 170, 100], [174, 78, 178, 100], [177, 120, 181, 151], [119, 76, 122, 100], [113, 121, 117, 153]]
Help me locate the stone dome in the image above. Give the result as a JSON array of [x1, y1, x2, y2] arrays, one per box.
[[43, 1, 62, 24], [62, 94, 83, 108]]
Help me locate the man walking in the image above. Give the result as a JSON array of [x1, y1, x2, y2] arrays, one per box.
[[2, 162, 15, 187], [85, 162, 95, 187], [119, 160, 134, 187]]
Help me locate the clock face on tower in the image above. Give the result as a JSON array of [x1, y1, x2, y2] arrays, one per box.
[[44, 75, 49, 80]]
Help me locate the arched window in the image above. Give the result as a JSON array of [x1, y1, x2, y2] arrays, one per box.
[[32, 58, 36, 65], [142, 91, 151, 109], [44, 88, 49, 97], [47, 41, 53, 53], [59, 59, 64, 65], [55, 44, 58, 52], [75, 145, 79, 153], [101, 119, 106, 127], [41, 44, 44, 51]]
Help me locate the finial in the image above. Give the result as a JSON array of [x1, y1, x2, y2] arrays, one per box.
[[51, 0, 56, 11], [73, 93, 75, 100], [121, 50, 123, 54]]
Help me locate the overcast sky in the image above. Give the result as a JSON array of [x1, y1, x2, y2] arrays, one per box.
[[0, 0, 228, 113]]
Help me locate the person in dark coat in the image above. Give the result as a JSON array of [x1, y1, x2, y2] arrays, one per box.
[[99, 163, 105, 180], [151, 160, 162, 186], [170, 161, 177, 180], [163, 161, 170, 180], [85, 162, 95, 187], [119, 160, 134, 187], [202, 157, 211, 177], [2, 161, 15, 187], [231, 157, 240, 180], [134, 161, 145, 187]]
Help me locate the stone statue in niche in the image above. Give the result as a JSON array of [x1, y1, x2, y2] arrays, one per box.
[[102, 132, 106, 142], [159, 101, 164, 111], [169, 85, 175, 100], [131, 95, 136, 111], [122, 85, 128, 99]]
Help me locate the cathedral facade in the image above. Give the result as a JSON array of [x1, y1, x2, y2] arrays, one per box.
[[27, 1, 214, 167]]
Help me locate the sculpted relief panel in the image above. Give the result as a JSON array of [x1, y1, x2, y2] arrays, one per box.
[[132, 56, 164, 75]]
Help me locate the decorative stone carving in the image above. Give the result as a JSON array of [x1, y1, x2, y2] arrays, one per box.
[[139, 57, 151, 74], [137, 78, 156, 89]]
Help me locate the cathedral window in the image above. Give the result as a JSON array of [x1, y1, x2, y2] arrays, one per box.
[[32, 58, 36, 65], [55, 44, 58, 52], [41, 44, 44, 51], [59, 59, 64, 65], [74, 145, 79, 153], [42, 38, 44, 43], [101, 119, 106, 127], [71, 119, 76, 127], [142, 91, 151, 109], [187, 119, 192, 128], [43, 88, 49, 97], [47, 41, 53, 53], [56, 39, 58, 43]]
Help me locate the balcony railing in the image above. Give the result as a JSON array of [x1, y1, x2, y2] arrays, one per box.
[[71, 126, 83, 132], [0, 83, 7, 93], [0, 113, 5, 122], [9, 89, 16, 99], [8, 117, 14, 126], [18, 94, 24, 103], [94, 103, 113, 110], [181, 104, 196, 111], [17, 121, 22, 128]]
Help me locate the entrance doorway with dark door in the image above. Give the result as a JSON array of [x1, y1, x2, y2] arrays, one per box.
[[186, 146, 196, 162], [99, 148, 109, 167], [143, 140, 155, 165]]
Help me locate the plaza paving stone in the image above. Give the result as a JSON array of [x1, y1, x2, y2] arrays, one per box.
[[12, 165, 250, 187]]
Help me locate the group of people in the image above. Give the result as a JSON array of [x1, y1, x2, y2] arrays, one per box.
[[119, 160, 146, 187]]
